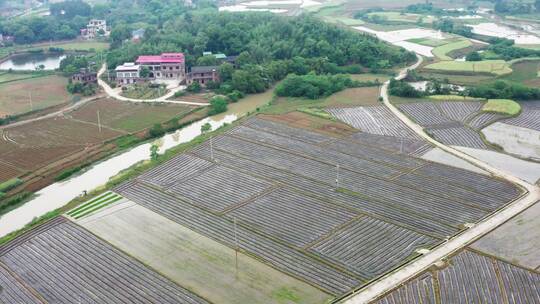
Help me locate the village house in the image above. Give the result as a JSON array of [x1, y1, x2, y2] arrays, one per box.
[[115, 63, 140, 86], [136, 52, 186, 81], [81, 19, 108, 39], [187, 66, 220, 86], [71, 68, 97, 84], [131, 28, 145, 42]]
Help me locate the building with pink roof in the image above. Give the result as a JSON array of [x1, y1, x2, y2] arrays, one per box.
[[135, 53, 186, 81], [116, 52, 186, 87]]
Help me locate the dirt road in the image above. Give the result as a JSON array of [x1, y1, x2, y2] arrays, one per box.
[[343, 55, 540, 304], [0, 94, 105, 130], [97, 64, 210, 106]]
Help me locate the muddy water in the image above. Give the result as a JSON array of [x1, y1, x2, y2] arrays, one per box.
[[482, 122, 540, 161], [0, 91, 272, 237], [0, 53, 67, 71]]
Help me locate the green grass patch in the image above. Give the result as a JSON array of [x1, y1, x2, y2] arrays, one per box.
[[423, 60, 512, 76], [501, 60, 540, 84], [408, 38, 449, 47], [482, 99, 521, 116], [428, 95, 485, 101], [297, 107, 334, 120], [0, 178, 22, 192], [26, 41, 109, 52], [366, 11, 434, 23], [432, 39, 473, 60]]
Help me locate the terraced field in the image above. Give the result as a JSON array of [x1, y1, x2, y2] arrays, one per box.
[[396, 101, 505, 149], [503, 101, 540, 131], [373, 250, 540, 304], [114, 116, 522, 298], [327, 106, 420, 139], [0, 217, 209, 304]]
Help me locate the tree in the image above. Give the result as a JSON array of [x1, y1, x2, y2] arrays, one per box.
[[218, 63, 234, 82], [466, 51, 482, 61], [149, 123, 165, 137], [208, 96, 228, 115], [150, 144, 159, 161], [186, 82, 201, 92], [200, 122, 212, 133], [140, 66, 151, 78], [536, 0, 540, 11], [196, 55, 219, 66]]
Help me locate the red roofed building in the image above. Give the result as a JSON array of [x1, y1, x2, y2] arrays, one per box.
[[135, 53, 186, 81]]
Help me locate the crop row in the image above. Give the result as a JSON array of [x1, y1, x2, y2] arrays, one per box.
[[116, 181, 362, 295], [375, 250, 540, 304], [189, 145, 458, 238], [504, 106, 540, 131], [345, 132, 433, 157], [228, 187, 358, 248], [0, 220, 208, 304], [310, 216, 437, 278], [414, 163, 521, 201], [428, 126, 490, 149], [230, 125, 416, 173], [467, 112, 505, 130], [374, 273, 435, 304], [399, 103, 453, 127], [207, 135, 489, 226], [244, 117, 331, 144], [327, 106, 420, 139], [169, 165, 273, 213], [438, 101, 482, 123], [0, 263, 41, 304], [138, 153, 214, 188]]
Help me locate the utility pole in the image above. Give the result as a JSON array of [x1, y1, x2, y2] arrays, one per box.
[[234, 217, 239, 278], [210, 135, 214, 161], [28, 92, 33, 111], [97, 110, 102, 133], [335, 164, 340, 188]]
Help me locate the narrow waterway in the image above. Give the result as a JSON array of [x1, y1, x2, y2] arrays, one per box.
[[0, 90, 273, 237]]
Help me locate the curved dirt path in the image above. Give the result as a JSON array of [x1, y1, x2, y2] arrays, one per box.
[[97, 64, 210, 106], [0, 94, 105, 130], [343, 55, 540, 304]]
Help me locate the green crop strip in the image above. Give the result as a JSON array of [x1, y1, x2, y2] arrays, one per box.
[[67, 192, 115, 216], [74, 196, 123, 219], [69, 194, 120, 217]]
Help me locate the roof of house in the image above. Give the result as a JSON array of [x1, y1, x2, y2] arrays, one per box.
[[214, 53, 227, 59], [190, 66, 219, 73], [132, 28, 145, 37], [136, 53, 185, 64], [115, 63, 140, 71]]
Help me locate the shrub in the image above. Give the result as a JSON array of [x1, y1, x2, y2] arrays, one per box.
[[275, 74, 356, 99], [208, 96, 228, 115], [187, 82, 201, 93], [148, 123, 165, 137], [0, 178, 23, 193], [388, 79, 425, 98]]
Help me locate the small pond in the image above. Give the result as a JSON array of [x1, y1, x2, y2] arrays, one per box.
[[0, 52, 67, 71]]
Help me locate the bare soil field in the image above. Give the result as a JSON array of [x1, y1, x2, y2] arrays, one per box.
[[0, 116, 122, 172], [373, 249, 540, 304], [113, 115, 522, 299], [80, 202, 331, 304], [472, 201, 540, 270], [69, 98, 194, 132], [0, 75, 70, 117]]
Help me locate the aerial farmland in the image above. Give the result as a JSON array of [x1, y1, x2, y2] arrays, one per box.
[[1, 0, 540, 303]]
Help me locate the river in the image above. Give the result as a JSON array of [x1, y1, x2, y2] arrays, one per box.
[[0, 52, 67, 71], [0, 89, 273, 237]]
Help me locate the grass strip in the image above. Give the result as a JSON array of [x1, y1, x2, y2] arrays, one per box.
[[67, 192, 114, 216], [69, 193, 120, 217], [74, 196, 123, 219]]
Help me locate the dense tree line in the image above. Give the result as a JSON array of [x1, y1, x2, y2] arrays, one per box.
[[275, 74, 359, 99], [388, 79, 425, 98], [107, 12, 414, 94], [486, 38, 540, 60], [0, 0, 91, 44], [467, 80, 540, 100], [433, 19, 473, 38], [493, 0, 540, 14]]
